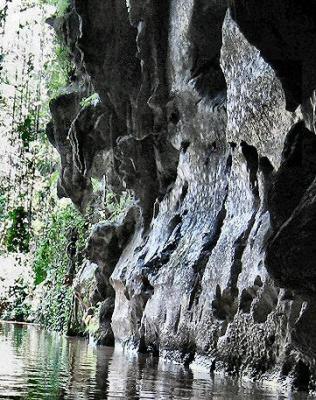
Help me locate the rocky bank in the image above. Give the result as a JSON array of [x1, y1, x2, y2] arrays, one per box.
[[47, 0, 316, 391]]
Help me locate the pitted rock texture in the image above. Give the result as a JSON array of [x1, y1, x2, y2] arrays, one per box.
[[47, 0, 316, 392]]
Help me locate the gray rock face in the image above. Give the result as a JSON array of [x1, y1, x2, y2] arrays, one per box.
[[48, 0, 316, 391]]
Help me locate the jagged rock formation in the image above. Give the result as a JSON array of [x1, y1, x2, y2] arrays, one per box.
[[48, 0, 316, 392]]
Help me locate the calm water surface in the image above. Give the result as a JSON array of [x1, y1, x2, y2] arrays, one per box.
[[0, 322, 313, 399]]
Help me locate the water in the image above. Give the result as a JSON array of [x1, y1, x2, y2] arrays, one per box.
[[0, 322, 313, 400]]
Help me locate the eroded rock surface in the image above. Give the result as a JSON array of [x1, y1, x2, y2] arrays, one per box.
[[47, 0, 316, 392]]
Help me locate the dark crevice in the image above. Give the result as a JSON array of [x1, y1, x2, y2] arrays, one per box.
[[169, 109, 180, 125], [167, 214, 182, 238], [188, 189, 228, 311], [180, 182, 189, 203], [213, 187, 260, 321], [239, 276, 263, 313], [239, 289, 255, 314], [212, 260, 241, 320], [154, 136, 180, 200], [181, 141, 191, 154], [212, 284, 236, 321], [229, 212, 257, 292], [268, 121, 316, 230], [252, 285, 278, 323], [141, 276, 154, 297], [210, 360, 216, 372], [266, 122, 316, 294], [241, 141, 259, 198], [281, 360, 294, 377], [225, 154, 233, 175], [167, 97, 180, 126], [254, 275, 263, 287], [144, 215, 182, 275], [188, 0, 227, 99], [230, 142, 237, 151], [259, 157, 274, 177], [192, 194, 227, 276], [174, 306, 181, 333], [293, 361, 311, 391], [249, 220, 262, 249]]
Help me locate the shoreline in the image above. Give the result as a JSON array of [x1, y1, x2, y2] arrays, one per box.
[[0, 320, 40, 326]]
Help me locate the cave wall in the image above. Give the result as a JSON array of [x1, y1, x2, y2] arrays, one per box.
[[48, 0, 316, 390]]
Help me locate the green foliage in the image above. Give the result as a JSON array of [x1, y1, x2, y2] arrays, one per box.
[[91, 177, 102, 192], [44, 43, 72, 99], [80, 93, 100, 109], [86, 188, 133, 225], [34, 203, 85, 284], [34, 203, 87, 333], [2, 278, 30, 322], [33, 240, 51, 285], [0, 192, 6, 221], [105, 191, 133, 222], [39, 0, 70, 16], [17, 114, 36, 149], [6, 207, 30, 253]]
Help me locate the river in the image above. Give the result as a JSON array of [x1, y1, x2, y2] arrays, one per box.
[[0, 322, 313, 399]]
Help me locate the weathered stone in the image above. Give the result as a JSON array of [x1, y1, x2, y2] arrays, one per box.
[[47, 0, 316, 392]]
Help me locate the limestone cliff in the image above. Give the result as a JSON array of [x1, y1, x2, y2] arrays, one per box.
[[47, 0, 316, 391]]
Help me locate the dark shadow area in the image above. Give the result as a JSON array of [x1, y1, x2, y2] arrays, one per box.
[[230, 0, 316, 111]]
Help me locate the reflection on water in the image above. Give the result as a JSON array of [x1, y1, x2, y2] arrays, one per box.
[[0, 323, 312, 399]]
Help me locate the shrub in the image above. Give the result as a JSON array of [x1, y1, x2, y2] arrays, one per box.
[[33, 203, 87, 333]]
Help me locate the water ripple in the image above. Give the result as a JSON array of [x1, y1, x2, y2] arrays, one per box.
[[0, 323, 313, 400]]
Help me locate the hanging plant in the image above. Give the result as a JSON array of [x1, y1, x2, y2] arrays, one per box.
[[6, 206, 30, 253]]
